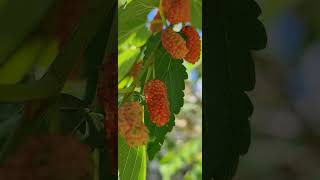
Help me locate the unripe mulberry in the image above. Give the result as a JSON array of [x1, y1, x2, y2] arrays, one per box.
[[166, 0, 190, 25], [118, 101, 143, 136], [144, 80, 171, 127], [182, 26, 201, 64], [161, 28, 189, 59], [150, 11, 163, 33], [124, 122, 149, 147], [118, 101, 149, 147], [0, 134, 93, 180], [130, 61, 143, 78]]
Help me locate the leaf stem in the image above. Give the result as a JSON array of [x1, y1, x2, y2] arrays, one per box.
[[158, 0, 168, 27]]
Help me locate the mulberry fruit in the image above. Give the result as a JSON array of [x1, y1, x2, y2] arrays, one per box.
[[0, 134, 93, 180], [130, 61, 143, 78], [166, 0, 190, 25], [182, 26, 201, 64], [118, 101, 143, 136], [118, 101, 149, 147], [144, 80, 171, 127], [124, 122, 149, 147], [161, 0, 172, 16], [150, 11, 163, 33], [161, 28, 189, 59]]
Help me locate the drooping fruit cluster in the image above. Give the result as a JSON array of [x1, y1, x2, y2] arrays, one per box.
[[181, 26, 201, 64], [161, 0, 190, 25], [161, 27, 201, 63], [144, 80, 171, 127], [150, 11, 163, 33], [154, 0, 201, 63], [0, 134, 92, 180], [118, 101, 149, 147], [161, 28, 189, 59]]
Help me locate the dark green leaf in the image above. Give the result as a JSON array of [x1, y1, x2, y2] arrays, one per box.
[[203, 0, 267, 179], [83, 7, 116, 105], [142, 34, 188, 159]]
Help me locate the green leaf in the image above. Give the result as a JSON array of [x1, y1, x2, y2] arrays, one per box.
[[83, 8, 115, 105], [142, 34, 188, 159], [0, 37, 46, 84], [154, 49, 187, 114], [58, 94, 106, 149], [118, 135, 146, 180], [118, 47, 140, 82], [204, 0, 267, 179], [191, 0, 202, 29], [0, 0, 54, 63], [118, 0, 158, 44]]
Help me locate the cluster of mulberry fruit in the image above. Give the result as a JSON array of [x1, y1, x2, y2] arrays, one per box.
[[0, 134, 93, 180], [161, 26, 201, 64], [149, 0, 201, 63], [118, 101, 149, 147], [161, 0, 190, 25], [144, 80, 171, 127]]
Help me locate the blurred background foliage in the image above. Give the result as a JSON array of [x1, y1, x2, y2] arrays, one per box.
[[234, 0, 320, 179]]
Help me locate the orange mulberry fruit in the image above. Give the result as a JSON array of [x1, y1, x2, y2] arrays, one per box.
[[150, 11, 163, 33], [161, 28, 189, 59], [124, 122, 149, 147], [166, 0, 190, 25], [118, 101, 149, 147], [182, 26, 201, 64], [144, 80, 171, 127], [118, 101, 143, 136]]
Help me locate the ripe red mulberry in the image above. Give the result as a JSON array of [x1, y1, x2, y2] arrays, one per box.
[[166, 0, 190, 25], [182, 26, 201, 64], [161, 28, 189, 59], [144, 80, 171, 127]]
